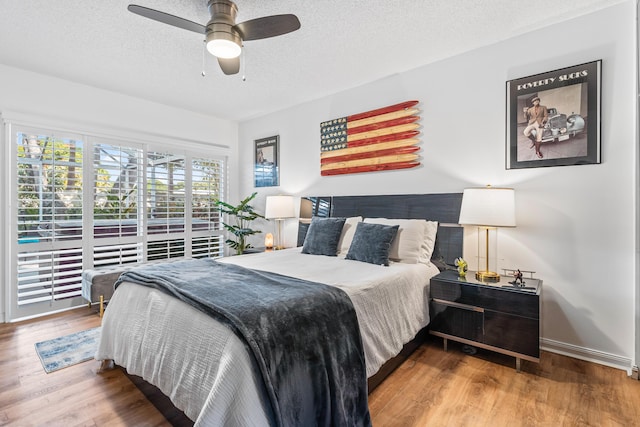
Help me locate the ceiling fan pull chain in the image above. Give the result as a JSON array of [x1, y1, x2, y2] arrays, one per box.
[[201, 40, 207, 77], [241, 45, 246, 81]]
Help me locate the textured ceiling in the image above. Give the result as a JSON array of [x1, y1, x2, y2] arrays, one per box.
[[0, 0, 625, 122]]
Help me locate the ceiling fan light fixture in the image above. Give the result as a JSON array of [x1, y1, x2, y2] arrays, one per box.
[[206, 37, 241, 58], [205, 1, 242, 59], [128, 0, 300, 74]]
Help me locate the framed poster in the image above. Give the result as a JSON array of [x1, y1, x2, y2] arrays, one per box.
[[506, 60, 601, 169], [254, 135, 279, 187]]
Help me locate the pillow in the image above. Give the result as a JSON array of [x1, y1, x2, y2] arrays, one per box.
[[346, 222, 399, 266], [337, 216, 363, 255], [422, 220, 438, 262], [363, 218, 438, 264], [301, 217, 347, 256]]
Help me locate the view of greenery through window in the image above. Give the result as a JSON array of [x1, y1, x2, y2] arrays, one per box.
[[18, 135, 84, 241]]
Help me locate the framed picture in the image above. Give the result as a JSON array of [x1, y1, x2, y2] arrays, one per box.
[[506, 60, 601, 169], [254, 135, 279, 187]]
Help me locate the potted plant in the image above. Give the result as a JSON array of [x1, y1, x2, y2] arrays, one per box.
[[215, 192, 265, 255]]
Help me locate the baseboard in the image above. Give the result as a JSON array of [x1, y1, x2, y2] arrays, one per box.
[[541, 338, 633, 375]]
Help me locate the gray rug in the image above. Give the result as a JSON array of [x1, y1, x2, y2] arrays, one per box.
[[35, 327, 101, 373]]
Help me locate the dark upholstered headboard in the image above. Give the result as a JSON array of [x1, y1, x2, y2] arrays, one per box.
[[297, 193, 463, 267]]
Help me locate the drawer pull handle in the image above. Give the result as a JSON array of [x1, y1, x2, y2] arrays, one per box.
[[432, 298, 484, 313]]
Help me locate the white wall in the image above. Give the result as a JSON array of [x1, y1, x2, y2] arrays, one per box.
[[239, 2, 637, 369], [0, 64, 239, 322]]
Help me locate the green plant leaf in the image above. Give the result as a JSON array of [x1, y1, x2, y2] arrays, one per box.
[[215, 191, 268, 254]]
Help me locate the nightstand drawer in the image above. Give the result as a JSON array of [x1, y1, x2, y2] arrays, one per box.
[[430, 277, 539, 319], [484, 310, 539, 357], [430, 300, 483, 342]]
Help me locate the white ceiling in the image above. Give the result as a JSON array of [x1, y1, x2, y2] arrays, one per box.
[[0, 0, 625, 122]]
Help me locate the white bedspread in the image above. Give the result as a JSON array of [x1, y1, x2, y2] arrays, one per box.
[[96, 248, 438, 426]]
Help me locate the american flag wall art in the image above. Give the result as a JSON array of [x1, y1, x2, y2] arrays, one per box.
[[320, 100, 421, 176]]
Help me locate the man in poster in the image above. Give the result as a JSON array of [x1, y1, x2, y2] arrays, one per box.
[[523, 96, 548, 159]]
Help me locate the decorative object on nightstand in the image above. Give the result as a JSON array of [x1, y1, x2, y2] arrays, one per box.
[[264, 232, 274, 250], [458, 186, 516, 282], [454, 257, 468, 278], [503, 268, 537, 290], [265, 195, 296, 250], [510, 269, 524, 285]]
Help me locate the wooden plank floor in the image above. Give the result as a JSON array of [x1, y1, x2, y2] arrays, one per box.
[[370, 340, 640, 427], [2, 307, 640, 426]]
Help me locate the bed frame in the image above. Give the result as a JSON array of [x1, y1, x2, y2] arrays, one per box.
[[298, 193, 464, 390], [130, 193, 463, 423], [298, 193, 463, 268]]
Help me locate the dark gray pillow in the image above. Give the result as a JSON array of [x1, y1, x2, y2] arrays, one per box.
[[302, 217, 346, 256], [346, 222, 399, 266]]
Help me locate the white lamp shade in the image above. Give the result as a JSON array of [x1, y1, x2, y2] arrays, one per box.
[[458, 187, 516, 227], [265, 195, 296, 219]]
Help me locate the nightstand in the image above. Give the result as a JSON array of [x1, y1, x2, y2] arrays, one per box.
[[429, 269, 541, 371]]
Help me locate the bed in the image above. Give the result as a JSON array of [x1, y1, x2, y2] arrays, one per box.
[[96, 193, 463, 426]]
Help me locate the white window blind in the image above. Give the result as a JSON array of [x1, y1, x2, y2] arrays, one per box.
[[93, 243, 143, 267], [17, 133, 83, 243], [192, 235, 223, 259], [93, 142, 143, 239], [16, 132, 85, 307], [17, 248, 84, 305], [147, 151, 186, 235], [191, 157, 224, 257], [92, 141, 144, 267]]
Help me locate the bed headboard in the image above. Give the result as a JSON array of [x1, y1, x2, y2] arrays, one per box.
[[297, 193, 463, 267]]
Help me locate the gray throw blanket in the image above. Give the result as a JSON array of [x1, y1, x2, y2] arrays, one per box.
[[115, 258, 371, 427]]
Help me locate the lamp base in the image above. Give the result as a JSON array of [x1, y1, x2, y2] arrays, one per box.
[[475, 270, 501, 282]]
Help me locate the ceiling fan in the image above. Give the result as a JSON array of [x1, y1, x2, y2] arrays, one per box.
[[128, 1, 301, 75]]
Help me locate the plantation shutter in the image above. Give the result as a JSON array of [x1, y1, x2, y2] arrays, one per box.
[[191, 157, 225, 258], [146, 151, 187, 260], [16, 132, 85, 306], [92, 141, 144, 267]]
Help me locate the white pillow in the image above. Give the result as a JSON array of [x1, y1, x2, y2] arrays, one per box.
[[422, 220, 438, 263], [337, 216, 363, 255], [363, 218, 438, 264]]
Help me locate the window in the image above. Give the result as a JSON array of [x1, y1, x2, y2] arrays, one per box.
[[146, 151, 186, 259], [16, 132, 85, 309], [17, 133, 84, 243], [9, 124, 226, 320], [191, 157, 225, 258], [93, 141, 144, 267]]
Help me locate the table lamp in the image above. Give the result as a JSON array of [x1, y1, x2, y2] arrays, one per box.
[[458, 186, 516, 282], [265, 195, 296, 250]]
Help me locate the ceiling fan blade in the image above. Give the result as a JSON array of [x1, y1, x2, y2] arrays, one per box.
[[128, 4, 206, 34], [234, 14, 301, 41], [218, 57, 240, 75]]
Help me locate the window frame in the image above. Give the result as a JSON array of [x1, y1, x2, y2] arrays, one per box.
[[4, 119, 228, 321]]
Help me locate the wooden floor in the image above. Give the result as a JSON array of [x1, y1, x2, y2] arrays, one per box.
[[2, 307, 640, 426]]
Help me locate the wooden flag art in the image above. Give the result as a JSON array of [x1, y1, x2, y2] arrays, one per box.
[[320, 100, 421, 176]]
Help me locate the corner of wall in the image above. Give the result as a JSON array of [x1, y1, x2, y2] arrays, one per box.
[[0, 115, 6, 323]]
